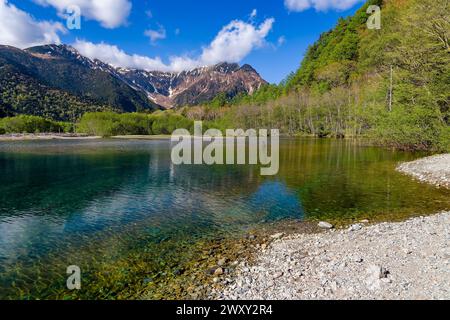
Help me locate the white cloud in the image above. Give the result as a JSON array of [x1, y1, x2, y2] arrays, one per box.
[[0, 0, 65, 48], [74, 18, 275, 72], [200, 18, 274, 65], [250, 9, 257, 18], [33, 0, 132, 28], [284, 0, 364, 12], [144, 26, 167, 44], [73, 39, 170, 71]]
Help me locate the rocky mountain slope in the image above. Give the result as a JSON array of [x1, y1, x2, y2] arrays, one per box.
[[117, 62, 267, 108], [0, 44, 159, 121], [0, 44, 267, 120]]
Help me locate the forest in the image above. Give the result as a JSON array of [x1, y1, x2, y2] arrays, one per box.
[[185, 0, 449, 151], [0, 0, 448, 152]]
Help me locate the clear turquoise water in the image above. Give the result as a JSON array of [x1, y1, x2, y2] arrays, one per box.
[[0, 138, 449, 299]]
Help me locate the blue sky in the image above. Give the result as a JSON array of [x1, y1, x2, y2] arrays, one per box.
[[0, 0, 366, 83]]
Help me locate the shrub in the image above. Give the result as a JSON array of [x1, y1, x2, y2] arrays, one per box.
[[0, 115, 65, 134], [76, 112, 121, 137], [76, 112, 194, 137], [370, 106, 447, 151]]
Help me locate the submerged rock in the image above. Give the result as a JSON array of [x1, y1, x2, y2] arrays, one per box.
[[217, 258, 228, 266], [214, 267, 224, 276], [173, 268, 184, 276]]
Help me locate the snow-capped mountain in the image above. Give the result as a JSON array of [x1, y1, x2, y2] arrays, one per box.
[[0, 44, 267, 120]]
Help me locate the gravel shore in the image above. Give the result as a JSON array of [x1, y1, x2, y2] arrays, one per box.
[[214, 155, 450, 300], [216, 212, 450, 300], [397, 154, 450, 188], [0, 133, 101, 141]]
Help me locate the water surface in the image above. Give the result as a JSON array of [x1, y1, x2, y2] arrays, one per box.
[[0, 138, 448, 299]]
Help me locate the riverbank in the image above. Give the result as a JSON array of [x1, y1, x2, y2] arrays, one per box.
[[213, 211, 450, 300], [0, 134, 175, 142], [397, 154, 450, 188], [209, 155, 450, 300], [0, 133, 101, 141], [112, 135, 172, 140]]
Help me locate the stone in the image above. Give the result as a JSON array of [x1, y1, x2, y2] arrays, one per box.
[[349, 224, 363, 232], [366, 265, 389, 279], [318, 221, 334, 229], [214, 267, 224, 276], [273, 272, 284, 279], [271, 233, 285, 240], [173, 268, 184, 276], [217, 258, 227, 266]]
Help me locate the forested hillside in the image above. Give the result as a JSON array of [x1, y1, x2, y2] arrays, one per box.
[[0, 64, 118, 121], [194, 0, 449, 151], [0, 45, 159, 121]]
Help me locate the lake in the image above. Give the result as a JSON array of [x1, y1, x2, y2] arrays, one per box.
[[0, 138, 449, 299]]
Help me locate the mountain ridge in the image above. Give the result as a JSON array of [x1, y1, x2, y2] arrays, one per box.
[[0, 44, 267, 120], [114, 61, 267, 108]]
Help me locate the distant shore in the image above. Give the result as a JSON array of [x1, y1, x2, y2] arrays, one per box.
[[111, 135, 172, 140], [0, 133, 102, 141], [0, 133, 175, 141], [209, 155, 450, 300], [0, 133, 299, 141]]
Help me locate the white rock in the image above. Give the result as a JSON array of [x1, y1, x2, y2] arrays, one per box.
[[271, 233, 285, 240], [318, 221, 334, 229], [349, 224, 363, 232]]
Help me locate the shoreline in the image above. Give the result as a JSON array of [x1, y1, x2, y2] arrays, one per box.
[[212, 212, 450, 300], [0, 133, 102, 141], [0, 134, 367, 142], [397, 154, 450, 188], [208, 155, 450, 300]]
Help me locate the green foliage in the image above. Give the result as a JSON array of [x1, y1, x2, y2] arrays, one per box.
[[76, 111, 194, 137], [0, 115, 67, 134], [190, 0, 449, 152], [150, 113, 194, 135], [0, 65, 119, 122], [370, 105, 447, 151], [1, 0, 447, 152], [231, 84, 283, 105], [76, 112, 122, 137], [0, 45, 158, 119], [209, 92, 229, 108]]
